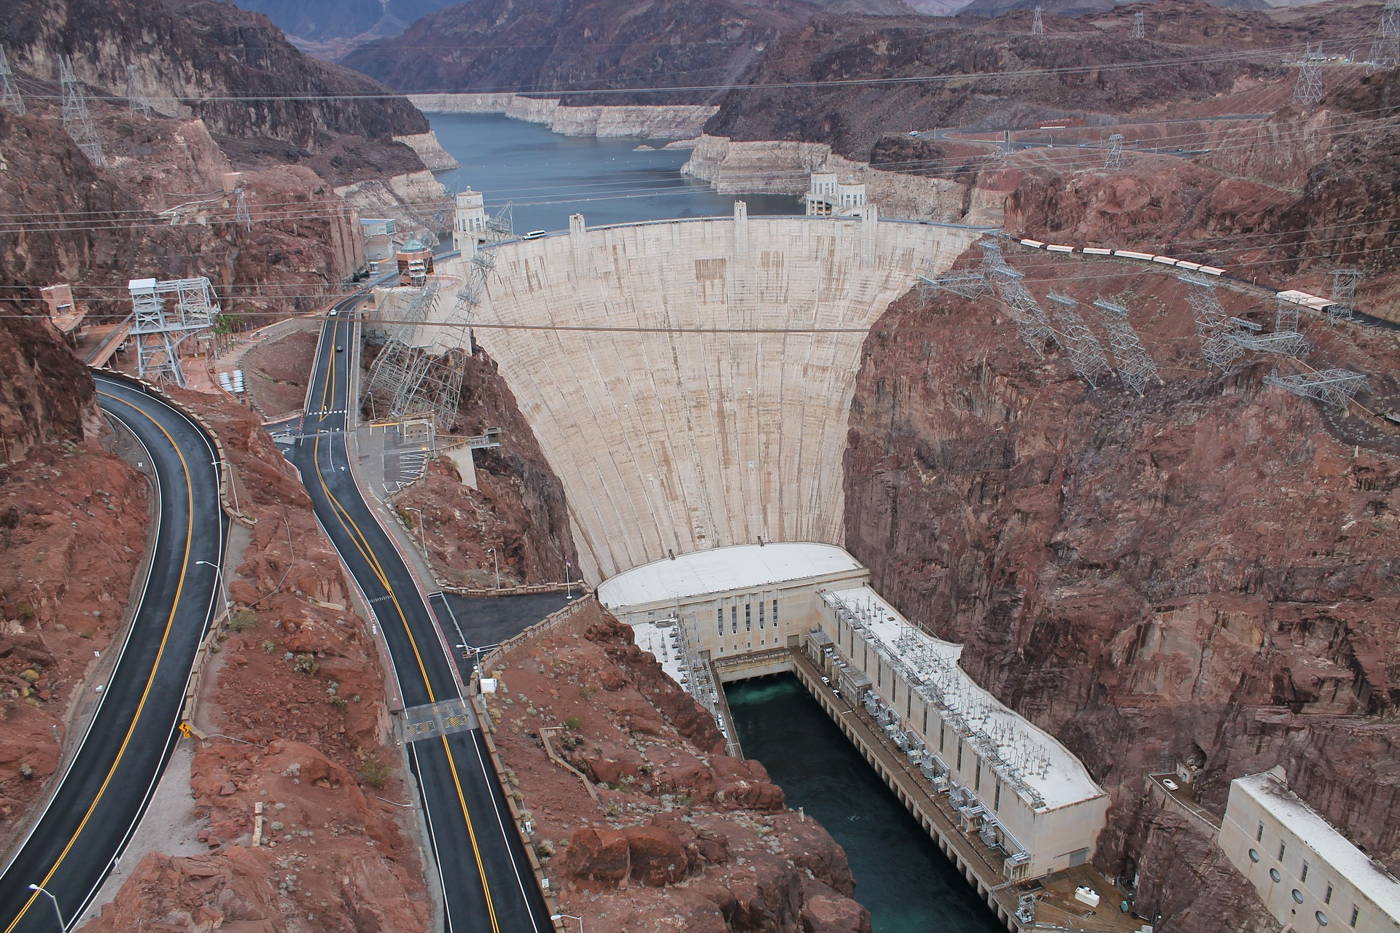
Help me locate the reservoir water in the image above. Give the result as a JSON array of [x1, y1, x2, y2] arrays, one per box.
[[427, 113, 1003, 932], [428, 112, 796, 233], [728, 677, 1006, 933]]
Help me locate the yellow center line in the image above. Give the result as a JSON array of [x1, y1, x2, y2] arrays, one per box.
[[310, 320, 501, 932], [5, 391, 198, 933]]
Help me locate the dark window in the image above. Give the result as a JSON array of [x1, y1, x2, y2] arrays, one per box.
[[1270, 868, 1282, 883], [731, 605, 737, 634], [994, 780, 1002, 810], [1315, 911, 1328, 927], [1350, 905, 1359, 927], [1257, 821, 1265, 842], [906, 690, 913, 718], [922, 707, 928, 734], [1278, 841, 1286, 862], [1292, 890, 1304, 905], [745, 603, 751, 631], [975, 761, 981, 792], [717, 608, 723, 636], [1249, 849, 1261, 863], [759, 600, 765, 626], [957, 742, 964, 770], [1301, 861, 1309, 883], [1325, 883, 1333, 904], [773, 599, 778, 623]]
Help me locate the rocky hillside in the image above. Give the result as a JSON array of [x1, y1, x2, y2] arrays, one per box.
[[844, 260, 1400, 929], [484, 599, 871, 932], [6, 0, 427, 148], [342, 0, 820, 103], [236, 0, 459, 43]]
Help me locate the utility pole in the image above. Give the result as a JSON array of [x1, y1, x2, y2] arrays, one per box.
[[1293, 45, 1325, 106], [1104, 133, 1125, 170], [1032, 6, 1044, 34], [58, 55, 104, 167], [0, 48, 24, 115], [1132, 10, 1145, 40]]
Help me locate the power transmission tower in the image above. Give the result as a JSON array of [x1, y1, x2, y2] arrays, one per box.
[[1264, 369, 1367, 409], [1293, 45, 1325, 106], [1093, 298, 1159, 395], [1104, 134, 1125, 170], [0, 48, 24, 116], [58, 55, 104, 167], [1032, 6, 1044, 34], [1046, 292, 1113, 387], [234, 187, 252, 229], [978, 240, 1057, 356], [128, 277, 219, 387], [1179, 272, 1242, 372], [1132, 11, 1145, 40], [1369, 0, 1400, 67], [1328, 268, 1362, 323], [126, 64, 151, 116]]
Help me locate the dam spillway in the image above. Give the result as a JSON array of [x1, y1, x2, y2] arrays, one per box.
[[430, 211, 985, 581]]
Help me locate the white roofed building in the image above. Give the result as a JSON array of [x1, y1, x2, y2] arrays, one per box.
[[805, 172, 869, 218]]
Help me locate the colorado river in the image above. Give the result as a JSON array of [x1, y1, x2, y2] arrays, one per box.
[[728, 677, 1006, 933], [428, 112, 795, 232]]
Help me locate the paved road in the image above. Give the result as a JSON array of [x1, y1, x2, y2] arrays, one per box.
[[285, 307, 550, 933], [430, 592, 574, 682], [0, 373, 227, 932]]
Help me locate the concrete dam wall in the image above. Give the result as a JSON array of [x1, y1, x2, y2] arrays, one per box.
[[431, 214, 985, 582]]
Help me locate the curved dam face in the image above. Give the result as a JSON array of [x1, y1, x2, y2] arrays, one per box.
[[432, 214, 984, 582]]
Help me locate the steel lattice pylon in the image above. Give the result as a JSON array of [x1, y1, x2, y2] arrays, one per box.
[[1132, 11, 1145, 39], [128, 277, 219, 388], [1264, 368, 1367, 408], [1104, 134, 1125, 170], [1274, 295, 1300, 333], [916, 269, 987, 301], [234, 188, 252, 229], [1370, 0, 1400, 67], [1032, 5, 1044, 34], [0, 48, 24, 116], [58, 55, 103, 167], [1293, 45, 1325, 106], [126, 64, 151, 116], [1327, 268, 1362, 323], [978, 241, 1057, 356], [1179, 272, 1242, 372], [1092, 298, 1159, 395], [1230, 331, 1309, 358], [1046, 292, 1113, 387]]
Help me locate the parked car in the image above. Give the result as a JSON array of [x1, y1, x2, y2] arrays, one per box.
[[522, 230, 547, 240]]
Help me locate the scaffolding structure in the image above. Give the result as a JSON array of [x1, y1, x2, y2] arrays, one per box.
[[0, 48, 24, 116], [1273, 294, 1300, 333], [1328, 268, 1362, 323], [128, 277, 220, 387], [1264, 369, 1367, 408], [1032, 5, 1044, 34], [978, 246, 1058, 356], [58, 56, 103, 167], [1046, 292, 1113, 387], [1092, 298, 1159, 395], [364, 280, 441, 419], [1230, 330, 1309, 358], [1370, 0, 1400, 67], [1179, 272, 1242, 371], [1132, 10, 1145, 39], [1104, 134, 1125, 170], [126, 64, 151, 116], [1293, 45, 1326, 106]]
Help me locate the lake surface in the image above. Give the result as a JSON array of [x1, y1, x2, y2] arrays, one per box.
[[428, 112, 797, 234], [728, 676, 1006, 933]]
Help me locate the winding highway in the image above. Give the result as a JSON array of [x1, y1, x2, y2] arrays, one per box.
[[285, 305, 550, 932], [0, 373, 227, 932]]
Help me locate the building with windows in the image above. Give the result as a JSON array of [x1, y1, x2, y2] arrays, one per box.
[[804, 172, 869, 218], [453, 188, 489, 252], [1219, 767, 1400, 933]]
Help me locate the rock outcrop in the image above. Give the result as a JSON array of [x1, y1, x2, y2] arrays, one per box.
[[408, 94, 719, 140], [483, 599, 871, 932], [843, 262, 1400, 928]]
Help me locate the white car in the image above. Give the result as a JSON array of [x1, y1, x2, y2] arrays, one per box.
[[1162, 778, 1179, 791], [522, 230, 547, 240]]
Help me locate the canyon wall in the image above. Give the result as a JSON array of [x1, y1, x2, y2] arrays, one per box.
[[482, 598, 871, 933], [842, 256, 1400, 928], [409, 94, 719, 139], [682, 134, 1006, 223]]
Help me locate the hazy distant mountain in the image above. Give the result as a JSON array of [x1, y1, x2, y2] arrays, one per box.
[[905, 0, 974, 13], [959, 0, 1270, 16], [234, 0, 459, 42]]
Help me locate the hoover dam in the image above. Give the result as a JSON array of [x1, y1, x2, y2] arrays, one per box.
[[427, 209, 987, 581]]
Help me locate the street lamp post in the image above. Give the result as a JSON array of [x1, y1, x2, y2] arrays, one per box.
[[486, 547, 500, 590], [550, 914, 583, 933], [403, 506, 427, 555], [27, 883, 66, 931], [194, 559, 231, 621]]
